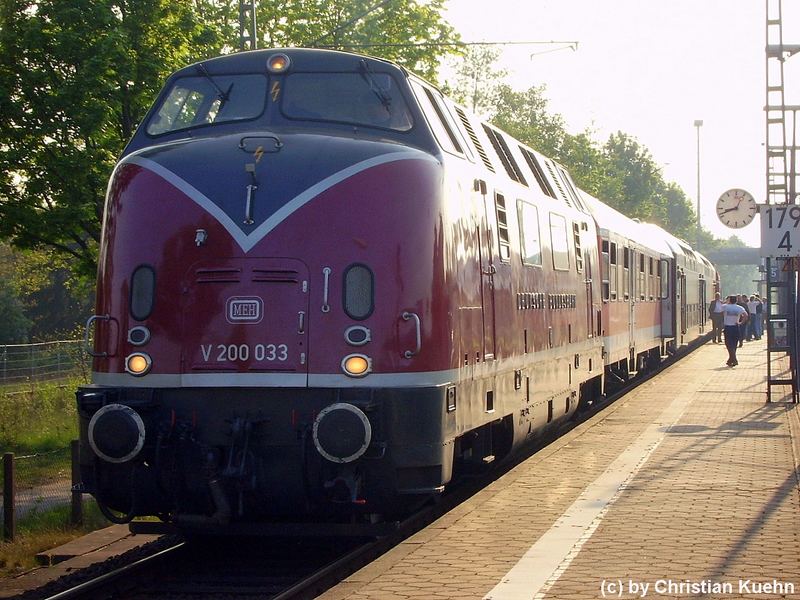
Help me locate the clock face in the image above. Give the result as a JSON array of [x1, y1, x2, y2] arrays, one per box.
[[716, 188, 757, 228]]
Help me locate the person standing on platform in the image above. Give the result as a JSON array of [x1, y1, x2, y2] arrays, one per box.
[[709, 292, 725, 343], [753, 293, 764, 340], [723, 295, 748, 367], [746, 295, 759, 341], [736, 294, 750, 347]]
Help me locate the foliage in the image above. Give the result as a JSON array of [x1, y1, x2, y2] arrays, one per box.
[[0, 243, 92, 341], [0, 0, 217, 277], [257, 0, 459, 82], [0, 280, 31, 344]]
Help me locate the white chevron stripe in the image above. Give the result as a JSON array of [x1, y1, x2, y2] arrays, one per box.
[[122, 151, 438, 253]]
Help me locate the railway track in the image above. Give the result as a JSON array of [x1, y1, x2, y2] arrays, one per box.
[[28, 340, 706, 600]]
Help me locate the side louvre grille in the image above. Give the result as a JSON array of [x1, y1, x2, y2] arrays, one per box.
[[482, 125, 528, 186], [519, 146, 556, 198], [454, 106, 495, 172]]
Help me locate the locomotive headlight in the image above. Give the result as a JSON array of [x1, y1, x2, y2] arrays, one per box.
[[267, 53, 291, 73], [342, 354, 371, 377], [125, 352, 152, 376]]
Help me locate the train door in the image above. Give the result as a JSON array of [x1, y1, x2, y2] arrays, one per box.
[[477, 184, 497, 361], [698, 277, 707, 332], [585, 249, 595, 337], [679, 268, 688, 336], [660, 258, 676, 339], [628, 249, 635, 347]]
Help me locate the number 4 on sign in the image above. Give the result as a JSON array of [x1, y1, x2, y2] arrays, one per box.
[[778, 231, 793, 254]]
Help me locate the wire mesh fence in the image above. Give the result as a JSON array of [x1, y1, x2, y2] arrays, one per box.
[[0, 340, 88, 388], [2, 445, 79, 541]]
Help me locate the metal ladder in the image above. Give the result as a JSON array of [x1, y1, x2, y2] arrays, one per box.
[[765, 0, 799, 403]]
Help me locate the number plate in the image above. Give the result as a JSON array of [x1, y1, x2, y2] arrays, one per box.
[[199, 343, 289, 363], [760, 204, 800, 257]]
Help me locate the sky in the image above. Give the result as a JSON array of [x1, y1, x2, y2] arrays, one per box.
[[443, 0, 800, 248]]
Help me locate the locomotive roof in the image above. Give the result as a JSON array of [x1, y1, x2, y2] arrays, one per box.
[[173, 48, 405, 77]]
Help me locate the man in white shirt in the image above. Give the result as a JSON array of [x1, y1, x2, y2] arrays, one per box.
[[723, 295, 748, 366]]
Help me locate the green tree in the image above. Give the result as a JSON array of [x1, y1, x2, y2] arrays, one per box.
[[0, 0, 217, 277], [0, 242, 92, 340], [0, 282, 31, 344]]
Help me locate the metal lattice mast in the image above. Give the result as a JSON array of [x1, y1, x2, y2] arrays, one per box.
[[239, 0, 257, 51], [765, 0, 799, 403]]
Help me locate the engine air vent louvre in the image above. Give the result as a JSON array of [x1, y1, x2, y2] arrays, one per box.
[[519, 146, 556, 198], [195, 268, 241, 283], [454, 106, 495, 173], [544, 160, 572, 208], [482, 125, 527, 186], [252, 269, 300, 283]]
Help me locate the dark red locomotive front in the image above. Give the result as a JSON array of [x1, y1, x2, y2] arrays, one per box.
[[78, 49, 477, 528]]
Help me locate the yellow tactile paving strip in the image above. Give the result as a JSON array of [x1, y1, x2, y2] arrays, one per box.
[[322, 340, 800, 600]]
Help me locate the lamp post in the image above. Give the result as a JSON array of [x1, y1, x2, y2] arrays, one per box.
[[694, 119, 703, 248]]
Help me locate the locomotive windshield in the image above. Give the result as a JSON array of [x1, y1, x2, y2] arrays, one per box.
[[147, 73, 268, 135], [282, 72, 413, 132]]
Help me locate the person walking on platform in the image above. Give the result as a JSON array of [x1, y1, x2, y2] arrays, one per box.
[[723, 295, 748, 366], [709, 292, 725, 343]]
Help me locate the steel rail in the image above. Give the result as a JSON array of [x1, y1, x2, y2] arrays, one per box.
[[42, 541, 185, 600]]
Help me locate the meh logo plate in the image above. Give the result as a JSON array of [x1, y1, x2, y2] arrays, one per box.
[[226, 297, 263, 324]]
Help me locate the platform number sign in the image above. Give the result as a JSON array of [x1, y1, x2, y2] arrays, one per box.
[[760, 204, 800, 257]]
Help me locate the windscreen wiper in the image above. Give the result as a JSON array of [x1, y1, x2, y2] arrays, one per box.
[[358, 59, 392, 113], [196, 63, 233, 108]]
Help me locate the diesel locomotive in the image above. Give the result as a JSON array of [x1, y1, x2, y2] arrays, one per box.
[[76, 48, 716, 532]]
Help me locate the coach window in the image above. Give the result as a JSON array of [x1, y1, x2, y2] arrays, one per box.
[[622, 247, 630, 300], [638, 253, 646, 300], [601, 239, 610, 301], [609, 242, 618, 300], [550, 213, 570, 271], [648, 257, 655, 300], [660, 259, 670, 298], [518, 200, 542, 266]]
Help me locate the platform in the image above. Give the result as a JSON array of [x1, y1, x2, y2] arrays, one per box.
[[321, 339, 800, 599]]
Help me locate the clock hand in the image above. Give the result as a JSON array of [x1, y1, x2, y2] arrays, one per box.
[[721, 198, 744, 214]]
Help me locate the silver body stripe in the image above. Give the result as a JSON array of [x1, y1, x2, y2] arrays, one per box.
[[91, 370, 459, 389], [122, 151, 438, 253]]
